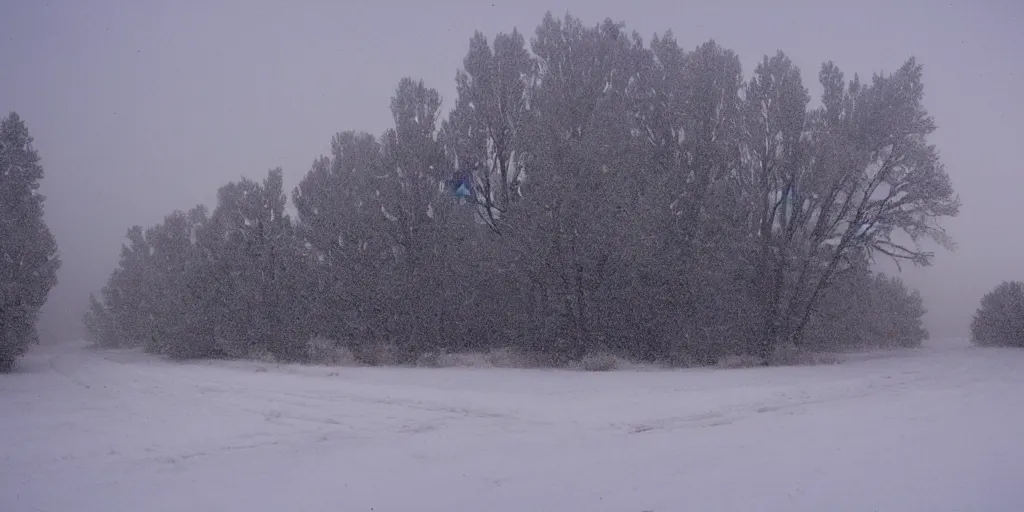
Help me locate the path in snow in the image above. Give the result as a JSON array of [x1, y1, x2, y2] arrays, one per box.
[[1, 341, 1023, 511]]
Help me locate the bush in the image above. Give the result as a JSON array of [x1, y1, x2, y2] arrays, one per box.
[[971, 281, 1024, 347], [419, 349, 583, 369], [415, 351, 442, 368], [306, 337, 358, 365], [769, 343, 842, 366], [803, 271, 928, 351], [716, 353, 765, 369], [351, 341, 402, 366], [82, 294, 123, 348], [248, 349, 279, 365], [577, 353, 621, 372], [435, 352, 494, 368], [482, 348, 531, 368]]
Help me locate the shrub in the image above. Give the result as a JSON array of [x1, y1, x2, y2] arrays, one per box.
[[578, 353, 621, 372], [435, 352, 493, 368], [971, 281, 1024, 347], [351, 341, 402, 366], [415, 351, 442, 368], [482, 348, 519, 368], [770, 342, 842, 366], [716, 354, 765, 369], [306, 337, 358, 365], [248, 349, 278, 365]]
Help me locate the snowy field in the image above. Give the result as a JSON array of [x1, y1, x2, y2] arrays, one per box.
[[2, 339, 1023, 512]]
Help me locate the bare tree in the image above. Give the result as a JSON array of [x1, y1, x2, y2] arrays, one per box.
[[739, 51, 813, 359], [444, 29, 533, 231], [741, 57, 959, 358]]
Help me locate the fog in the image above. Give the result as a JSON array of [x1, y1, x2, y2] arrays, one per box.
[[2, 0, 1021, 344]]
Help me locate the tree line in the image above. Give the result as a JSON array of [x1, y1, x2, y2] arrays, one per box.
[[78, 12, 959, 367]]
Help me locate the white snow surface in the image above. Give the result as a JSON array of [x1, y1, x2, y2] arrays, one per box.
[[2, 340, 1023, 512]]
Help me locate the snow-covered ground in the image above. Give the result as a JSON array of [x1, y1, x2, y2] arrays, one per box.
[[2, 339, 1023, 512]]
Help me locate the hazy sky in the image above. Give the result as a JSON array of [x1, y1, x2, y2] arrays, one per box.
[[2, 0, 1021, 342]]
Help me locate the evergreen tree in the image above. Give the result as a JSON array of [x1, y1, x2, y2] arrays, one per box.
[[0, 113, 60, 371]]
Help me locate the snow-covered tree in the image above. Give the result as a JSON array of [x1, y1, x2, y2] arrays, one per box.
[[0, 113, 60, 371], [971, 281, 1024, 347]]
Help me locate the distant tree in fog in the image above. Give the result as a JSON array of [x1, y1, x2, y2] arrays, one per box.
[[82, 293, 120, 348], [970, 281, 1024, 347], [0, 113, 60, 371]]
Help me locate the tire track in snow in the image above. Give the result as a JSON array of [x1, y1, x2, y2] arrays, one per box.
[[47, 353, 93, 390], [625, 366, 936, 434]]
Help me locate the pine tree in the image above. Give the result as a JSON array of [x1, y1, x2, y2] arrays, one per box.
[[0, 112, 60, 371]]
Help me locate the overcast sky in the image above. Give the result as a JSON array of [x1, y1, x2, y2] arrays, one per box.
[[2, 0, 1021, 342]]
